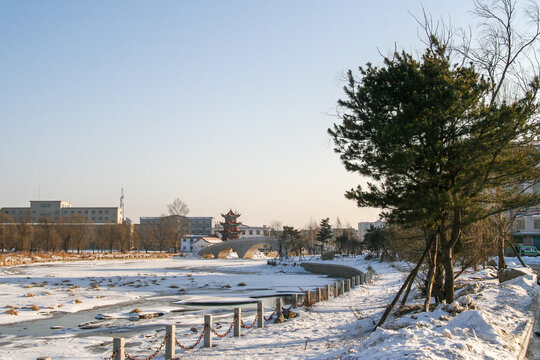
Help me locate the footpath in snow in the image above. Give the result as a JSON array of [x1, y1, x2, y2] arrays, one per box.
[[180, 258, 538, 360]]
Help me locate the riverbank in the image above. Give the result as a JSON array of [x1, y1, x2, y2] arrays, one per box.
[[0, 251, 174, 267]]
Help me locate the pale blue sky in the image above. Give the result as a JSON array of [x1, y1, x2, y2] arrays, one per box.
[[0, 1, 474, 227]]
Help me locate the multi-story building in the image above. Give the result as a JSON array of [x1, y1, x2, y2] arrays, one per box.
[[358, 220, 386, 241], [139, 216, 214, 235], [510, 139, 540, 247], [0, 200, 123, 224], [188, 217, 214, 235]]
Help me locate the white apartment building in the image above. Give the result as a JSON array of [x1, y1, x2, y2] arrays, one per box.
[[180, 235, 221, 252], [0, 200, 123, 224], [213, 224, 268, 239]]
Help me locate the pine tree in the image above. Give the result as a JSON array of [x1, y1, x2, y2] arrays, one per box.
[[315, 218, 333, 254], [329, 38, 540, 305]]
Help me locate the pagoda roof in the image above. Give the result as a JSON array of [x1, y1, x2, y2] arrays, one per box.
[[220, 221, 242, 226], [221, 209, 241, 218]]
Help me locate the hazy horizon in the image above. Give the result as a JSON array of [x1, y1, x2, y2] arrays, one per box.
[[1, 1, 475, 228]]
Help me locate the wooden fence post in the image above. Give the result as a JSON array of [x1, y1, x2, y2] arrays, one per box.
[[334, 282, 339, 297], [351, 276, 356, 288], [316, 287, 322, 302], [113, 338, 125, 360], [340, 280, 345, 295], [346, 279, 351, 292], [304, 290, 311, 306], [277, 297, 283, 318], [204, 315, 212, 348], [326, 284, 331, 299], [234, 308, 241, 337], [165, 324, 175, 360], [257, 301, 264, 328]]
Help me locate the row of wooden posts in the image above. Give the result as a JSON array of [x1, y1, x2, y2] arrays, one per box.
[[37, 270, 374, 360]]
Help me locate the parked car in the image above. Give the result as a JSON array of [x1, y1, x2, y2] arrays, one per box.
[[518, 245, 540, 257]]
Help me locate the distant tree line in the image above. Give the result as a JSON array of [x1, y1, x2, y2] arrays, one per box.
[[0, 197, 192, 254], [275, 217, 363, 259], [0, 213, 135, 253]]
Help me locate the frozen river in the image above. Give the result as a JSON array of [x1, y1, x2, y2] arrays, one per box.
[[0, 256, 340, 358]]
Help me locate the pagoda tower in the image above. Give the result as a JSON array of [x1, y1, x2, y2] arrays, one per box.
[[219, 209, 242, 241]]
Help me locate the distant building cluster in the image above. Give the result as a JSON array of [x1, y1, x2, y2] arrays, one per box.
[[0, 200, 123, 224], [138, 210, 269, 253]]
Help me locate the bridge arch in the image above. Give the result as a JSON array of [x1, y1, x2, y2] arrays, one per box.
[[239, 242, 278, 259], [198, 236, 279, 259], [217, 247, 234, 259]]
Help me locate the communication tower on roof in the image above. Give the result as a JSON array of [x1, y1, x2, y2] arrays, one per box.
[[120, 188, 125, 222]]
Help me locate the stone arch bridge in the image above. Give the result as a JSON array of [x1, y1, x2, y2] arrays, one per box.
[[198, 236, 279, 259]]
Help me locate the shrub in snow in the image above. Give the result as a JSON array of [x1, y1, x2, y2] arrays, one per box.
[[445, 310, 501, 344], [456, 283, 483, 298], [498, 268, 528, 283]]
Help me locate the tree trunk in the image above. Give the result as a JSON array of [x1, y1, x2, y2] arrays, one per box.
[[511, 244, 527, 267], [376, 240, 432, 328], [400, 272, 415, 306], [424, 237, 438, 312], [497, 236, 506, 270], [442, 247, 455, 304]]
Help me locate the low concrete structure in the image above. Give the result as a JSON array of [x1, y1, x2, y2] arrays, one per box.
[[198, 236, 279, 259], [300, 262, 365, 278]]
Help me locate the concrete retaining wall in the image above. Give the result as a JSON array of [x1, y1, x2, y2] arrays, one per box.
[[300, 262, 365, 278]]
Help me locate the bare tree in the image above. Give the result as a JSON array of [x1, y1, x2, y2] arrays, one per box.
[[36, 217, 60, 252], [70, 215, 92, 254], [303, 218, 319, 254], [135, 225, 154, 253], [16, 212, 34, 252], [458, 0, 540, 103], [0, 213, 14, 253], [167, 198, 190, 252], [151, 216, 174, 252]]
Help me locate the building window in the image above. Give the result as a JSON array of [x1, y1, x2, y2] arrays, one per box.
[[91, 210, 95, 214], [535, 219, 540, 229], [256, 230, 260, 235], [249, 230, 253, 235], [515, 218, 526, 230], [98, 210, 102, 214], [85, 210, 88, 214]]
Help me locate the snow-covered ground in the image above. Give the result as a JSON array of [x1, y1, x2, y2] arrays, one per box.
[[0, 255, 537, 359]]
